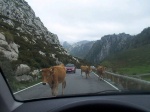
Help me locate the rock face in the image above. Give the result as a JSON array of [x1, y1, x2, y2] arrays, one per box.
[[85, 33, 133, 64], [15, 64, 31, 76], [0, 0, 80, 68], [0, 33, 19, 61], [0, 0, 59, 44], [62, 40, 95, 59], [69, 41, 95, 59], [71, 40, 90, 48], [62, 41, 73, 52], [16, 75, 33, 82]]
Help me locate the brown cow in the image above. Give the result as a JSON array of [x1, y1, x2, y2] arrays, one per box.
[[97, 66, 106, 80], [41, 64, 66, 96], [81, 65, 92, 78]]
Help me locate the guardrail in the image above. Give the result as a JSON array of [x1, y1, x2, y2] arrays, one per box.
[[104, 71, 150, 91], [132, 73, 150, 79]]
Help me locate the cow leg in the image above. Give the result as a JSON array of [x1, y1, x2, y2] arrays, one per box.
[[98, 75, 101, 81], [54, 84, 58, 96], [62, 80, 66, 95], [81, 71, 83, 77], [87, 73, 89, 78], [85, 73, 87, 79], [100, 74, 103, 80], [51, 83, 58, 96], [56, 86, 58, 96], [101, 74, 103, 79], [51, 88, 55, 96], [48, 84, 55, 96], [88, 73, 91, 78], [100, 74, 102, 80]]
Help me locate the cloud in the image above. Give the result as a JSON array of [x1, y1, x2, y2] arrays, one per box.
[[26, 0, 150, 42]]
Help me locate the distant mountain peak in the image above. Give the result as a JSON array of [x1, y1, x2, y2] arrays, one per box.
[[85, 27, 150, 64], [85, 33, 133, 64], [62, 40, 95, 59]]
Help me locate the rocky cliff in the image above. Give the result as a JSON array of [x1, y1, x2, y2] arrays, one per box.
[[0, 0, 59, 44], [62, 41, 73, 52], [69, 41, 95, 59], [62, 40, 95, 59], [0, 33, 19, 60], [0, 0, 80, 78], [85, 33, 133, 64]]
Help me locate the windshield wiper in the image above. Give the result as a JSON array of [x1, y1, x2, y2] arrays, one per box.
[[86, 90, 130, 95], [92, 89, 150, 95], [93, 89, 122, 94]]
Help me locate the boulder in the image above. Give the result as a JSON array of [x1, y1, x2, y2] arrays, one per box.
[[0, 33, 19, 61], [15, 64, 31, 76]]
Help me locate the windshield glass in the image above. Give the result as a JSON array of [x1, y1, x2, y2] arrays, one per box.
[[66, 64, 75, 67], [0, 0, 150, 101]]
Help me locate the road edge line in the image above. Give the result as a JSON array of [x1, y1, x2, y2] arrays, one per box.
[[92, 72, 120, 91], [13, 82, 42, 94]]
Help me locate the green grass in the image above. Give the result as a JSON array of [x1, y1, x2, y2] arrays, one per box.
[[141, 75, 150, 81], [112, 45, 150, 67], [117, 65, 150, 76], [101, 44, 150, 81], [12, 78, 41, 92]]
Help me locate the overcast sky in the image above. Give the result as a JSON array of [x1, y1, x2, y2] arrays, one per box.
[[25, 0, 150, 43]]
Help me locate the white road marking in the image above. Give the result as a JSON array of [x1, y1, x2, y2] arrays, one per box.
[[13, 82, 42, 94], [92, 72, 120, 91], [14, 71, 120, 95]]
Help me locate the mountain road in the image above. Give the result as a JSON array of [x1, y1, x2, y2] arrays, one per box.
[[14, 69, 119, 100]]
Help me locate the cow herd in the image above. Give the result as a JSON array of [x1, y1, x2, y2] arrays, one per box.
[[81, 65, 106, 80], [41, 64, 106, 96]]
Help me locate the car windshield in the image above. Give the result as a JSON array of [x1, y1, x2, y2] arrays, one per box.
[[66, 64, 75, 67], [0, 0, 150, 101]]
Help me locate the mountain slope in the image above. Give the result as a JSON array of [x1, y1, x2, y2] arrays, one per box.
[[62, 41, 73, 51], [0, 0, 81, 70], [101, 44, 150, 75], [130, 27, 150, 48], [85, 33, 133, 64], [71, 40, 90, 48], [0, 0, 59, 44], [98, 27, 150, 75], [69, 41, 95, 59], [62, 40, 95, 59]]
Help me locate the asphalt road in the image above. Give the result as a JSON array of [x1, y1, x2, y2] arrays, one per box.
[[14, 69, 118, 101]]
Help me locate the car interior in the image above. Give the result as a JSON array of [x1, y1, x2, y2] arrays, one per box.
[[0, 0, 150, 112], [1, 68, 150, 112]]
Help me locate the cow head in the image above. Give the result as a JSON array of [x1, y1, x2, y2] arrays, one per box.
[[41, 67, 58, 96], [97, 66, 105, 73], [41, 68, 53, 85]]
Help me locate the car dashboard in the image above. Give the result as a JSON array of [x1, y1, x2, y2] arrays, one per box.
[[1, 71, 150, 112], [13, 94, 150, 112]]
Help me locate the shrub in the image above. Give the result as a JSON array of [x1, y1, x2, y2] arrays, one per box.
[[132, 73, 137, 75], [4, 31, 14, 43]]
